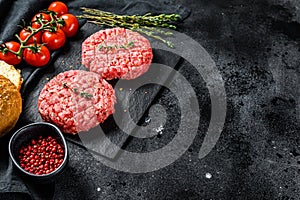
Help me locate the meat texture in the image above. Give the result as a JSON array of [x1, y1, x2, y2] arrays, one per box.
[[38, 70, 116, 134], [82, 28, 153, 80]]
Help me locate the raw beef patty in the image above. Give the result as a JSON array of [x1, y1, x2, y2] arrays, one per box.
[[38, 70, 116, 134], [82, 28, 153, 80]]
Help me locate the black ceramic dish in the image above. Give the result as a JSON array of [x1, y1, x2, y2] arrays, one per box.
[[8, 122, 69, 183]]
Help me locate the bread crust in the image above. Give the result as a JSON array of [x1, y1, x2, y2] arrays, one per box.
[[0, 60, 23, 90], [0, 75, 22, 137]]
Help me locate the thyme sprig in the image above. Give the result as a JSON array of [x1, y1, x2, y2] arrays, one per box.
[[77, 7, 181, 48], [79, 92, 93, 99], [62, 83, 93, 100], [98, 41, 135, 50]]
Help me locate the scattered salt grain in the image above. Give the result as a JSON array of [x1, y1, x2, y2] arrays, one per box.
[[154, 125, 164, 135], [145, 116, 151, 124], [205, 173, 212, 179]]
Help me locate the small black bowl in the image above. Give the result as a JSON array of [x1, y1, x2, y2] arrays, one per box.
[[8, 122, 69, 183]]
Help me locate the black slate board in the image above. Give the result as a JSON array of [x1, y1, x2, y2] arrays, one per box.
[[18, 21, 182, 159]]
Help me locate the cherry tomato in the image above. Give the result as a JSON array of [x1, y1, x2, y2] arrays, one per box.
[[23, 44, 50, 67], [19, 28, 42, 45], [48, 1, 68, 17], [60, 14, 79, 37], [31, 21, 42, 30], [0, 41, 22, 65], [42, 28, 66, 51], [31, 13, 51, 29]]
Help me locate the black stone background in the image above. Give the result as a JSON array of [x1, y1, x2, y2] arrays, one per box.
[[0, 0, 300, 199]]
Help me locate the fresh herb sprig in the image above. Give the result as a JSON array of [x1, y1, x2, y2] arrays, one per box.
[[99, 41, 135, 50], [79, 92, 93, 99], [77, 7, 181, 48], [62, 83, 93, 100]]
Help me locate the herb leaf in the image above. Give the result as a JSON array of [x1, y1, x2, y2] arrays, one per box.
[[98, 41, 135, 51], [62, 83, 93, 100], [62, 83, 68, 88]]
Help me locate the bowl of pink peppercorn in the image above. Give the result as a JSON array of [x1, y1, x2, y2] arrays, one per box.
[[8, 122, 68, 182]]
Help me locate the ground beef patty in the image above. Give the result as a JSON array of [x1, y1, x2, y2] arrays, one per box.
[[38, 70, 116, 134], [82, 28, 153, 80]]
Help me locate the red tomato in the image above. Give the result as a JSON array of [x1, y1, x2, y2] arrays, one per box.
[[32, 13, 51, 22], [31, 22, 42, 30], [0, 41, 22, 65], [23, 44, 50, 67], [42, 28, 66, 51], [19, 28, 42, 45], [48, 1, 68, 17], [60, 14, 79, 37], [31, 13, 51, 29]]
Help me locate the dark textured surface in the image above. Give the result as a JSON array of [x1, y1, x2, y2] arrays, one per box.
[[0, 0, 300, 199]]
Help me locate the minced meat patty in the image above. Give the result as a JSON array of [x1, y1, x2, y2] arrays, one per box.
[[38, 70, 116, 134], [82, 28, 153, 80]]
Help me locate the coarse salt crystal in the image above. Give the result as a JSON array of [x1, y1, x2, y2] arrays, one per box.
[[205, 173, 212, 179]]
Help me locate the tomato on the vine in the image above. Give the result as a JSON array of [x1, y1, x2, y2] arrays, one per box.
[[0, 41, 22, 65], [31, 13, 51, 29], [19, 28, 42, 45], [48, 1, 68, 17], [23, 44, 50, 67], [42, 28, 66, 51], [60, 14, 79, 37]]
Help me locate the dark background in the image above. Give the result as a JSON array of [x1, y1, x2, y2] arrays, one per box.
[[0, 0, 300, 199]]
